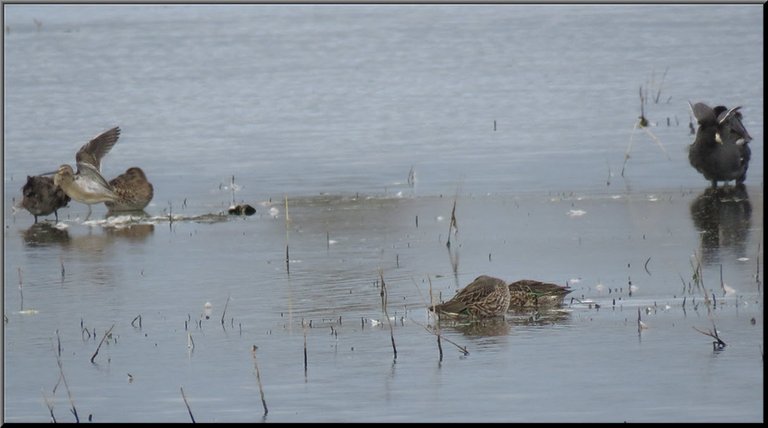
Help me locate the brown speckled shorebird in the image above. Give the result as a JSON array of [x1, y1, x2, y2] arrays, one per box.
[[105, 167, 154, 212], [20, 175, 70, 223], [46, 126, 122, 217], [429, 275, 511, 319], [507, 279, 573, 309]]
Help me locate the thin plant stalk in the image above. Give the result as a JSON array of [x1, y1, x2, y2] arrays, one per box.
[[90, 323, 115, 364], [379, 270, 397, 360], [180, 386, 196, 423], [251, 345, 268, 417]]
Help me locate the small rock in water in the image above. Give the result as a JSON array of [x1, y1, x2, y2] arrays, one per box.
[[228, 204, 256, 216]]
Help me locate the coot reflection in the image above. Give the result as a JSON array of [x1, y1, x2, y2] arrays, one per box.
[[690, 184, 752, 264]]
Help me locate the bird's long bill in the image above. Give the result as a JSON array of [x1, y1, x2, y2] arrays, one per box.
[[39, 170, 58, 176]]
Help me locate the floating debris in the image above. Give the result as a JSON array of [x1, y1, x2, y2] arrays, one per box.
[[228, 204, 255, 216], [567, 209, 587, 217]]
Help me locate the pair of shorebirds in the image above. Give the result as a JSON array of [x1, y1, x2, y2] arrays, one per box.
[[688, 102, 753, 188], [20, 126, 154, 223], [429, 275, 573, 319]]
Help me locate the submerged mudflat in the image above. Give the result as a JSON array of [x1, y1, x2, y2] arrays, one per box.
[[4, 189, 763, 422]]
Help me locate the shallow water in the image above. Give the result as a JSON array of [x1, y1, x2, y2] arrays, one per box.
[[2, 4, 764, 423]]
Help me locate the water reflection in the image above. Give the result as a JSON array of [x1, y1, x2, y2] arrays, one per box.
[[689, 184, 752, 264], [506, 308, 572, 327], [103, 223, 155, 241], [22, 221, 154, 249], [438, 317, 511, 337], [21, 222, 71, 246]]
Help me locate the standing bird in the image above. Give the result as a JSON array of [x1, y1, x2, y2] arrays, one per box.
[[105, 167, 154, 212], [688, 102, 752, 188], [19, 175, 70, 223], [429, 275, 511, 319], [507, 279, 573, 309], [46, 127, 121, 217]]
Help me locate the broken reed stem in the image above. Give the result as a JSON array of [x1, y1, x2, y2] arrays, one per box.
[[719, 264, 725, 296], [131, 314, 142, 328], [690, 251, 709, 303], [621, 122, 638, 177], [427, 276, 443, 362], [446, 199, 458, 248], [230, 175, 236, 206], [757, 242, 761, 288], [221, 294, 231, 326], [285, 196, 290, 276], [412, 276, 463, 359], [302, 319, 308, 377], [251, 345, 268, 417], [180, 386, 196, 423], [693, 322, 727, 350], [90, 323, 115, 364], [410, 318, 469, 356], [18, 267, 23, 311], [379, 270, 397, 360], [55, 346, 79, 422], [41, 388, 56, 423], [168, 201, 174, 229]]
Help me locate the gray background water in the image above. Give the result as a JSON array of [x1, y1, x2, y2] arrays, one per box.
[[2, 4, 763, 422]]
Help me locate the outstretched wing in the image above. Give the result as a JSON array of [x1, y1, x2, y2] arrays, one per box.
[[75, 126, 121, 172]]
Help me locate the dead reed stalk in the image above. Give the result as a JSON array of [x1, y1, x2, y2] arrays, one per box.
[[693, 321, 726, 350], [285, 196, 290, 275], [180, 386, 196, 423], [18, 267, 23, 311], [221, 294, 231, 327], [90, 323, 115, 364], [379, 270, 397, 360], [54, 343, 79, 422], [251, 345, 268, 417], [446, 199, 458, 249], [411, 276, 468, 357]]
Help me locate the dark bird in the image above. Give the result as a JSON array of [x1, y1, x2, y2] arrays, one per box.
[[688, 102, 752, 188], [104, 167, 154, 212], [20, 175, 70, 223], [507, 279, 573, 309], [46, 126, 122, 216], [429, 275, 511, 319]]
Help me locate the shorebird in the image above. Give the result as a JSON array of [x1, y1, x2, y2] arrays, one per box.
[[45, 126, 121, 217], [19, 175, 70, 223], [105, 167, 154, 212], [688, 102, 752, 188], [507, 279, 573, 309], [429, 275, 511, 319]]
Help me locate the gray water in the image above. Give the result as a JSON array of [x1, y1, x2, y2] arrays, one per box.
[[2, 4, 764, 423]]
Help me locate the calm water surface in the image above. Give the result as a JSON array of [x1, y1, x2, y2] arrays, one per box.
[[2, 5, 764, 423]]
